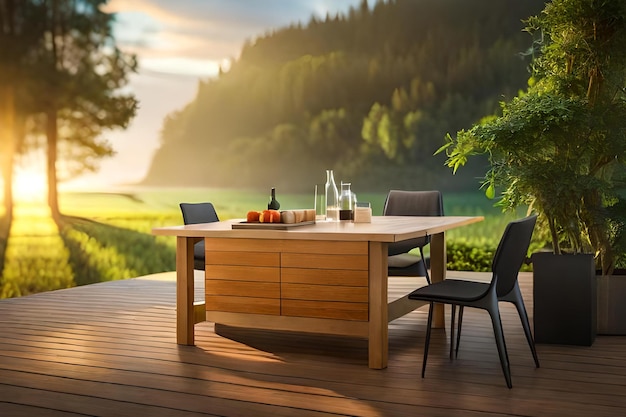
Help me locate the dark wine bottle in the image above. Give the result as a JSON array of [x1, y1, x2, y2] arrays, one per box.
[[268, 187, 280, 210]]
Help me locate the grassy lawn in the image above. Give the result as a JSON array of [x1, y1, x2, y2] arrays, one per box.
[[0, 187, 533, 298]]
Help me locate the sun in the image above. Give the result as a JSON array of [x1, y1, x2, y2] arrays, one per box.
[[13, 167, 47, 202]]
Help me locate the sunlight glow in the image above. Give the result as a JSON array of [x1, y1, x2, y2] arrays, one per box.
[[140, 56, 220, 77], [14, 167, 47, 202]]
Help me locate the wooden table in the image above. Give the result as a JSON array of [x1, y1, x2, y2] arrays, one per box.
[[152, 215, 482, 369]]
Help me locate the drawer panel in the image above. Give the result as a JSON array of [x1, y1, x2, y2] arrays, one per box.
[[206, 296, 280, 315], [206, 280, 279, 298], [281, 240, 368, 255], [205, 265, 280, 282], [206, 251, 280, 267], [282, 283, 368, 303], [203, 237, 372, 320], [282, 299, 368, 321], [282, 253, 368, 270], [205, 239, 367, 255], [282, 268, 368, 286], [205, 238, 283, 252]]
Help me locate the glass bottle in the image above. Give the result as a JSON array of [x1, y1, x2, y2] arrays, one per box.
[[268, 187, 280, 210], [324, 170, 339, 221], [339, 182, 354, 221]]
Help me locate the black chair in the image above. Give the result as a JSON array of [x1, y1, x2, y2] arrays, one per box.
[[383, 190, 444, 284], [408, 214, 539, 388], [179, 202, 219, 270]]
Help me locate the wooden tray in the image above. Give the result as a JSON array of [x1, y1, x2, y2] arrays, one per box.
[[232, 221, 316, 230]]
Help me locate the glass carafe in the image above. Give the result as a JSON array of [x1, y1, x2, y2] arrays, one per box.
[[324, 170, 339, 221]]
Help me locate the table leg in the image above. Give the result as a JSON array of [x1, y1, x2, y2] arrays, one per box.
[[430, 232, 447, 328], [368, 241, 388, 369], [176, 236, 198, 345]]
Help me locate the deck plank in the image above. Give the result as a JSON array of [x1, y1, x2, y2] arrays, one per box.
[[1, 271, 625, 416]]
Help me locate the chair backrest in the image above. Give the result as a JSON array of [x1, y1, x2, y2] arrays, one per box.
[[179, 202, 219, 225], [383, 190, 444, 256], [491, 214, 538, 297], [383, 190, 444, 217]]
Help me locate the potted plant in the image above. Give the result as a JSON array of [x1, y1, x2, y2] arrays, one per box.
[[437, 0, 626, 344]]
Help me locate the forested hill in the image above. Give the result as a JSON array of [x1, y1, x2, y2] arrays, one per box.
[[142, 0, 546, 193]]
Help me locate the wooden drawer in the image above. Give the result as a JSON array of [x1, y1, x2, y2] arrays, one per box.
[[205, 265, 280, 282], [205, 251, 280, 267], [205, 238, 283, 252], [204, 238, 370, 320], [281, 299, 367, 321], [205, 238, 367, 255], [205, 256, 280, 315], [280, 250, 369, 319], [281, 240, 368, 255], [282, 268, 368, 286], [282, 253, 368, 270], [281, 256, 368, 318], [206, 280, 279, 298], [282, 283, 367, 303], [206, 296, 280, 315]]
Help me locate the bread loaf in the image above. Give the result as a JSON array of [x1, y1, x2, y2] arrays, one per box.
[[281, 210, 296, 224], [280, 209, 315, 224]]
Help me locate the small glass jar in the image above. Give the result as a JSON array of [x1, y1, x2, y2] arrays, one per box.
[[353, 201, 372, 223], [339, 182, 356, 221]]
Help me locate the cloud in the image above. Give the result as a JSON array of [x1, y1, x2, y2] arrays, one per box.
[[105, 0, 367, 76], [71, 0, 367, 189]]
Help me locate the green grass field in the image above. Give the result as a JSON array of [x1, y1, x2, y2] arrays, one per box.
[[0, 187, 537, 298]]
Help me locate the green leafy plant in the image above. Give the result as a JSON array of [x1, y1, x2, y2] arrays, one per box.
[[438, 0, 626, 275]]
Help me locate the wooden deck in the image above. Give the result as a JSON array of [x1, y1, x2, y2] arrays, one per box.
[[1, 271, 625, 416]]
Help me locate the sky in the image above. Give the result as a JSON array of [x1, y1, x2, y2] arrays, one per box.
[[57, 0, 368, 190]]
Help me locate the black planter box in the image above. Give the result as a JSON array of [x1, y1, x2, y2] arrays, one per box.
[[532, 252, 596, 346], [597, 270, 626, 335]]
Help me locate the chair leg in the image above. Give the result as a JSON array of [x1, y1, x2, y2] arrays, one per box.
[[449, 304, 456, 359], [419, 246, 430, 284], [502, 284, 540, 368], [194, 257, 206, 271], [455, 306, 464, 358], [512, 298, 540, 368], [422, 302, 434, 378], [488, 306, 512, 389]]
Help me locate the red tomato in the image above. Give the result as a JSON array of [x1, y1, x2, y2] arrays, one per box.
[[246, 211, 260, 222], [269, 210, 281, 223], [260, 209, 280, 223]]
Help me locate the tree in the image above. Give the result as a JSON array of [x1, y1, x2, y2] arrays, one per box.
[[0, 0, 45, 220], [31, 0, 137, 221], [439, 0, 626, 274], [145, 0, 544, 189]]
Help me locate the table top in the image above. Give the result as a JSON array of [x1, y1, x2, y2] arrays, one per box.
[[152, 215, 483, 243]]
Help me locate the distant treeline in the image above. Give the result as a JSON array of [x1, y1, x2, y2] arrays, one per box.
[[142, 0, 547, 193]]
